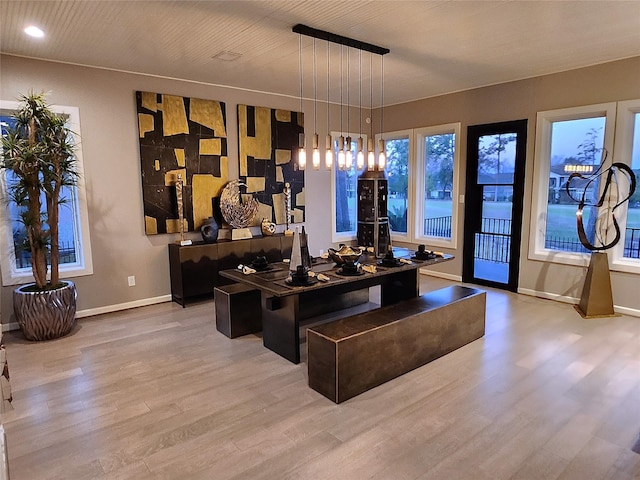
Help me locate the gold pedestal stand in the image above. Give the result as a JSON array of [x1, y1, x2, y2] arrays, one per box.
[[575, 252, 619, 318], [231, 228, 253, 240]]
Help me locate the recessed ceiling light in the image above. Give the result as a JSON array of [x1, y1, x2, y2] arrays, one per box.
[[212, 51, 242, 62], [24, 25, 45, 38]]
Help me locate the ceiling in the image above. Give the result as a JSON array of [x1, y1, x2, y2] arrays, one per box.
[[1, 1, 640, 107]]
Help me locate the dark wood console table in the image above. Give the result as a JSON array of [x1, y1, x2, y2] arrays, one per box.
[[219, 251, 453, 364], [168, 234, 293, 306]]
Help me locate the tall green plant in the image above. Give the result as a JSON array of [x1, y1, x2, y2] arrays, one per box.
[[0, 92, 77, 289]]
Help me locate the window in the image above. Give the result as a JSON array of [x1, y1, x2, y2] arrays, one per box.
[[330, 133, 362, 242], [0, 100, 93, 285], [382, 131, 411, 240], [378, 126, 460, 247], [611, 99, 640, 272], [529, 103, 618, 266], [415, 123, 461, 248]]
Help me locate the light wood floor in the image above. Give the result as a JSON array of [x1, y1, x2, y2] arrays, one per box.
[[1, 276, 639, 480]]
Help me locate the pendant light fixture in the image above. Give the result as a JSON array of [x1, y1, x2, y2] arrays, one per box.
[[297, 34, 306, 170], [291, 24, 389, 173], [312, 38, 320, 170], [325, 41, 333, 169]]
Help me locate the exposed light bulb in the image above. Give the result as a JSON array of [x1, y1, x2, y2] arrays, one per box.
[[312, 134, 320, 170], [325, 134, 333, 169], [298, 132, 306, 170], [338, 136, 346, 170], [367, 138, 375, 170], [345, 136, 353, 170], [377, 138, 386, 171], [356, 137, 364, 170], [298, 147, 307, 170]]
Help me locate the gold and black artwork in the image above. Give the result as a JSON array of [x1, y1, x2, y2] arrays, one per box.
[[237, 104, 305, 225], [136, 91, 228, 235]]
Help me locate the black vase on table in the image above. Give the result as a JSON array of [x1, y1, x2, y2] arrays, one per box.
[[200, 216, 219, 243]]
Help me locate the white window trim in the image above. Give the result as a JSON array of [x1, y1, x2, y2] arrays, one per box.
[[528, 102, 617, 267], [413, 123, 461, 249], [379, 130, 414, 243], [610, 98, 640, 274], [0, 100, 93, 286], [330, 131, 366, 243]]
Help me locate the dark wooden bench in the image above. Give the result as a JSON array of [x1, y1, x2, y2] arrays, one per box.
[[307, 285, 486, 403], [214, 283, 262, 338]]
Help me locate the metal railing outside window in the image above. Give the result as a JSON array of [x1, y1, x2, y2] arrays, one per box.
[[426, 216, 640, 262]]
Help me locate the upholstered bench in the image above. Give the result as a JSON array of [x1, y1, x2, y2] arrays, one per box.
[[307, 285, 486, 403], [214, 284, 262, 338]]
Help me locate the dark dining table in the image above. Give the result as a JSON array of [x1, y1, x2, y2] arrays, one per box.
[[219, 249, 454, 364]]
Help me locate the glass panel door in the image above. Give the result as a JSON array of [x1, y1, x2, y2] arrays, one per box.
[[463, 120, 527, 291]]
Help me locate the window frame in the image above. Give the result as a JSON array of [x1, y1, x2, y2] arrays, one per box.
[[330, 131, 366, 243], [379, 130, 414, 242], [610, 98, 640, 273], [414, 123, 461, 249], [528, 102, 617, 267], [0, 100, 93, 286]]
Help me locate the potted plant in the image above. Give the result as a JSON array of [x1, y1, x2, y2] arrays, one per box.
[[0, 92, 78, 341]]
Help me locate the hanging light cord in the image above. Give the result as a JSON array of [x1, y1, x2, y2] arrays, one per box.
[[381, 55, 384, 136], [370, 52, 373, 139], [347, 47, 350, 137], [359, 50, 362, 138], [299, 34, 303, 116], [327, 42, 330, 133], [340, 45, 343, 135], [313, 38, 317, 134]]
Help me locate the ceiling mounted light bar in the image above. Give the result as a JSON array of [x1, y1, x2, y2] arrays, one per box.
[[292, 24, 390, 56]]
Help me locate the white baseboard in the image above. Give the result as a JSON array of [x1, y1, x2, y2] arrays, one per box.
[[419, 269, 462, 282], [517, 288, 578, 305], [2, 294, 173, 332], [76, 294, 172, 318], [518, 288, 640, 318]]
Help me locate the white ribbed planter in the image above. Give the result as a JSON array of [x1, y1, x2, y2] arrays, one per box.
[[13, 281, 77, 341]]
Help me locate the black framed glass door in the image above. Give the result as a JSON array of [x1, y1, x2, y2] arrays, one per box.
[[463, 120, 527, 292]]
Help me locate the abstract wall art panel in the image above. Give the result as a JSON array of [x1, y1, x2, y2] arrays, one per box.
[[237, 104, 305, 225], [136, 91, 228, 235]]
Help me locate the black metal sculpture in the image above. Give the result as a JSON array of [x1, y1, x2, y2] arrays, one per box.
[[565, 150, 636, 251]]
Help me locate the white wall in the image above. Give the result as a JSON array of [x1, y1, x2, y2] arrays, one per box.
[[380, 56, 640, 315], [0, 54, 360, 323]]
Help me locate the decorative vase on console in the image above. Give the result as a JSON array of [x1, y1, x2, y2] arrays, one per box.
[[200, 216, 219, 243], [261, 217, 276, 236]]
